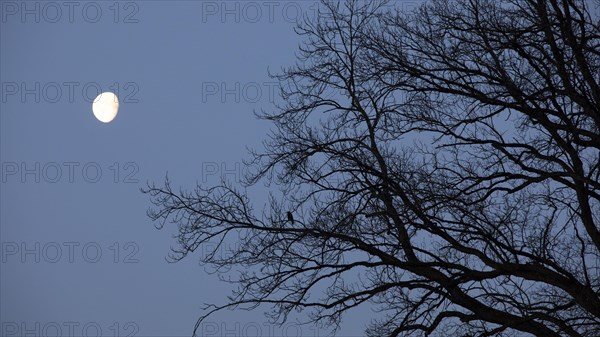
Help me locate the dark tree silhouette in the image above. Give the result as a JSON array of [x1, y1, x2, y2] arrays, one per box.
[[143, 1, 600, 336]]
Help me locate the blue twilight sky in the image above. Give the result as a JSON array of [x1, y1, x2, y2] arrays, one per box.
[[0, 1, 418, 336]]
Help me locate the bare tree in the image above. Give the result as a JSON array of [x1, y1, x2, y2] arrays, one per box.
[[143, 1, 600, 336]]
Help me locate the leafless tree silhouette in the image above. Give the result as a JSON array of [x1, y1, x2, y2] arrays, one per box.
[[143, 1, 600, 336]]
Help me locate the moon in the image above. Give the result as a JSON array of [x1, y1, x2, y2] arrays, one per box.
[[92, 92, 119, 123]]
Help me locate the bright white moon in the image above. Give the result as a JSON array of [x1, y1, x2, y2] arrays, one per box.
[[92, 92, 119, 123]]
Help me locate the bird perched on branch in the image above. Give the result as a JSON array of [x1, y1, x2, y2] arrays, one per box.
[[287, 211, 294, 224]]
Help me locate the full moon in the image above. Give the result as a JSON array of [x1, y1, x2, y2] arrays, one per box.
[[92, 92, 119, 123]]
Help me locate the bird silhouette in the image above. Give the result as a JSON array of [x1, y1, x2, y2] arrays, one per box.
[[287, 211, 294, 224]]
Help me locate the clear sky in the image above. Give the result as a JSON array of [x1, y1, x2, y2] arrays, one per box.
[[0, 1, 389, 336]]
